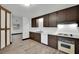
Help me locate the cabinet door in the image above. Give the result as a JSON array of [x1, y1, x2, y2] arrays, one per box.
[[1, 30, 5, 49], [57, 10, 66, 24], [30, 32, 34, 39], [77, 5, 79, 27], [35, 33, 41, 43], [49, 13, 57, 27], [7, 12, 11, 28], [66, 7, 77, 21], [1, 9, 5, 28], [32, 18, 38, 27], [43, 15, 49, 27], [75, 39, 79, 54], [48, 35, 58, 49], [30, 32, 41, 42]]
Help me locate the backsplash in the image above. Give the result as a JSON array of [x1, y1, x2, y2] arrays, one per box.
[[56, 24, 79, 36]]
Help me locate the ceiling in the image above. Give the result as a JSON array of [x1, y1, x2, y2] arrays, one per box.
[[2, 4, 77, 18]]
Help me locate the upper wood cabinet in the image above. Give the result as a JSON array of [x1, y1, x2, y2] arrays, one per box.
[[32, 5, 79, 27], [57, 10, 67, 24], [57, 6, 77, 24], [43, 13, 57, 27], [66, 7, 77, 21], [49, 13, 57, 27], [31, 18, 38, 27], [76, 6, 79, 27], [43, 15, 49, 27]]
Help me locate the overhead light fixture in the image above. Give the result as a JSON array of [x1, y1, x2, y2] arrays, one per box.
[[23, 0, 30, 6], [24, 3, 30, 6]]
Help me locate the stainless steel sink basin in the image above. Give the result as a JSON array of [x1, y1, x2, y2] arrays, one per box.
[[35, 31, 43, 33]]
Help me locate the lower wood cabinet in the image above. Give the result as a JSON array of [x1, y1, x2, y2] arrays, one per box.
[[75, 39, 79, 54], [29, 32, 41, 43], [29, 32, 79, 54], [48, 35, 58, 49]]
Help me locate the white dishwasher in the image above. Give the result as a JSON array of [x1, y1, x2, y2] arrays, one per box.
[[41, 33, 48, 45]]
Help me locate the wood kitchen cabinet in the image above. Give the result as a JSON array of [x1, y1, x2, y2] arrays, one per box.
[[48, 35, 58, 49], [57, 10, 66, 24], [49, 13, 57, 27], [32, 5, 79, 27], [43, 13, 57, 27], [29, 32, 41, 43], [31, 18, 38, 27], [66, 6, 77, 22], [43, 6, 78, 27], [43, 15, 49, 27], [57, 6, 77, 24], [76, 6, 79, 27], [75, 39, 79, 54]]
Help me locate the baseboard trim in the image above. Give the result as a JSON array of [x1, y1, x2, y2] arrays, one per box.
[[22, 38, 30, 41], [12, 33, 22, 35]]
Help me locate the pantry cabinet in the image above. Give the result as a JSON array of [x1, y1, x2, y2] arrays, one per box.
[[0, 5, 11, 49]]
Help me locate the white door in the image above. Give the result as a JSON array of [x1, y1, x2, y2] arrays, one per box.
[[7, 30, 10, 45], [1, 30, 5, 49], [7, 12, 10, 28], [7, 12, 11, 45], [1, 9, 5, 49], [1, 9, 5, 28]]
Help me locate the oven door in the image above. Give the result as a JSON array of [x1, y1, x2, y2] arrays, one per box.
[[58, 41, 75, 54]]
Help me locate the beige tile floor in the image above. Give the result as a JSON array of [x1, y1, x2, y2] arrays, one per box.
[[0, 34, 65, 54]]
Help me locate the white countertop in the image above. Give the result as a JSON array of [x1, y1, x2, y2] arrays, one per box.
[[30, 31, 79, 39], [48, 33, 79, 39]]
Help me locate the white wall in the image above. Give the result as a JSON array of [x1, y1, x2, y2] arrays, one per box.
[[11, 15, 23, 34]]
